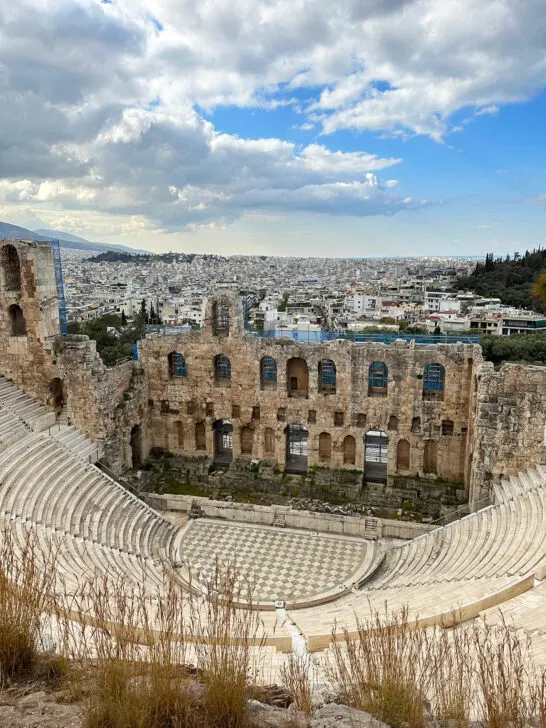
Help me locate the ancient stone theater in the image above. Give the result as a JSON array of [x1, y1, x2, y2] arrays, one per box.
[[0, 237, 545, 664]]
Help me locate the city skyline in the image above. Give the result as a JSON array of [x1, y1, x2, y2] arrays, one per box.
[[1, 0, 546, 256]]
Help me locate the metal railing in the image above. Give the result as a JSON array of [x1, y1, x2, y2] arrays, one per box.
[[146, 325, 201, 335], [246, 328, 481, 345]]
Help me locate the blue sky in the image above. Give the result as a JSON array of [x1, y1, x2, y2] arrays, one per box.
[[1, 0, 546, 256]]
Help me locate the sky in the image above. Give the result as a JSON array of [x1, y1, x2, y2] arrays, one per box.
[[1, 0, 546, 256]]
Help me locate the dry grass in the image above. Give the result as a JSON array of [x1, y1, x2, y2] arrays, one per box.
[[280, 654, 312, 716], [325, 606, 546, 728], [0, 525, 58, 684], [3, 521, 546, 728]]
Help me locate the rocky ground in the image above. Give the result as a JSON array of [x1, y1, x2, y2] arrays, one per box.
[[0, 685, 387, 728]]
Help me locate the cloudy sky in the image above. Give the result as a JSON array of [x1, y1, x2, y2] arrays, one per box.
[[1, 0, 546, 256]]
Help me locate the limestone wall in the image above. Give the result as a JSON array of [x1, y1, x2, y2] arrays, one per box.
[[138, 296, 480, 486], [145, 492, 436, 539], [470, 362, 546, 502], [0, 240, 544, 509]]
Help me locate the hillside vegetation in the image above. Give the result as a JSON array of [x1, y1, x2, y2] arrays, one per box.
[[455, 248, 546, 312]]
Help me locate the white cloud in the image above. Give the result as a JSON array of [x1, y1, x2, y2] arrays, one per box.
[[1, 0, 546, 236]]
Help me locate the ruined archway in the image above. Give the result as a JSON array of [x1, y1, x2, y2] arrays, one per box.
[[212, 300, 230, 336], [397, 439, 410, 471], [8, 304, 26, 336], [343, 435, 356, 465], [213, 419, 233, 466], [363, 429, 388, 483], [48, 378, 65, 412], [286, 358, 308, 398], [318, 432, 332, 463], [264, 427, 275, 457], [240, 425, 253, 456], [195, 422, 206, 451], [424, 440, 438, 473], [285, 424, 308, 474], [130, 425, 142, 468], [1, 244, 21, 293]]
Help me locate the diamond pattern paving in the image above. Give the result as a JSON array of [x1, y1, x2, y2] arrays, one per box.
[[181, 520, 368, 602]]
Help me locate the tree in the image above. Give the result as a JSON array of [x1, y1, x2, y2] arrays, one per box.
[[532, 270, 546, 314], [121, 310, 127, 326], [140, 298, 149, 324]]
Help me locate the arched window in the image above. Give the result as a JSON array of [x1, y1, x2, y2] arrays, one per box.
[[318, 432, 332, 462], [397, 439, 410, 470], [368, 361, 388, 397], [424, 440, 438, 473], [423, 363, 445, 400], [8, 304, 26, 336], [195, 422, 206, 451], [212, 300, 230, 336], [287, 358, 308, 398], [260, 356, 277, 389], [343, 435, 356, 465], [318, 359, 336, 394], [214, 354, 231, 385], [240, 426, 253, 456], [168, 352, 186, 378], [264, 427, 275, 456], [1, 245, 21, 292]]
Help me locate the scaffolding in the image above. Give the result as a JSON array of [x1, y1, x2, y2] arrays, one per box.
[[49, 239, 68, 334]]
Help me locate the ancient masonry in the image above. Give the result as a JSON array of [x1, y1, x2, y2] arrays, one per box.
[[0, 238, 545, 506]]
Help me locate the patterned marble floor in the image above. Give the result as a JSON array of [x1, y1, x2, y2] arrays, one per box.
[[180, 519, 369, 602]]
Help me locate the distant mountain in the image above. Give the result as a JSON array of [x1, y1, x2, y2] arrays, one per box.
[[0, 221, 149, 254]]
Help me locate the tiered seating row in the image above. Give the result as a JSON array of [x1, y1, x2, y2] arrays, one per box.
[[0, 433, 175, 561], [51, 425, 105, 463], [366, 485, 546, 589], [0, 376, 56, 432], [494, 464, 546, 504]]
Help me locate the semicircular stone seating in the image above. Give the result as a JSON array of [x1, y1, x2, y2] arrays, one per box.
[[0, 375, 545, 660]]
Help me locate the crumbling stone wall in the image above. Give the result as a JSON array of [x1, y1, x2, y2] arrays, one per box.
[[470, 362, 546, 503], [138, 293, 480, 487], [1, 239, 544, 508]]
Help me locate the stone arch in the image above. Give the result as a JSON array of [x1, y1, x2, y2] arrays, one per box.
[[364, 429, 388, 483], [287, 358, 308, 398], [212, 299, 230, 336], [8, 304, 26, 336], [318, 432, 332, 462], [387, 415, 398, 431], [285, 424, 308, 474], [260, 356, 277, 390], [264, 427, 275, 457], [240, 425, 253, 456], [343, 435, 356, 465], [1, 244, 22, 292], [397, 439, 410, 471], [168, 352, 187, 378], [48, 377, 65, 411], [318, 359, 336, 394], [214, 354, 231, 386], [368, 361, 388, 397], [195, 421, 206, 451], [424, 440, 438, 473], [130, 425, 142, 468], [175, 421, 184, 449], [213, 419, 233, 465]]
